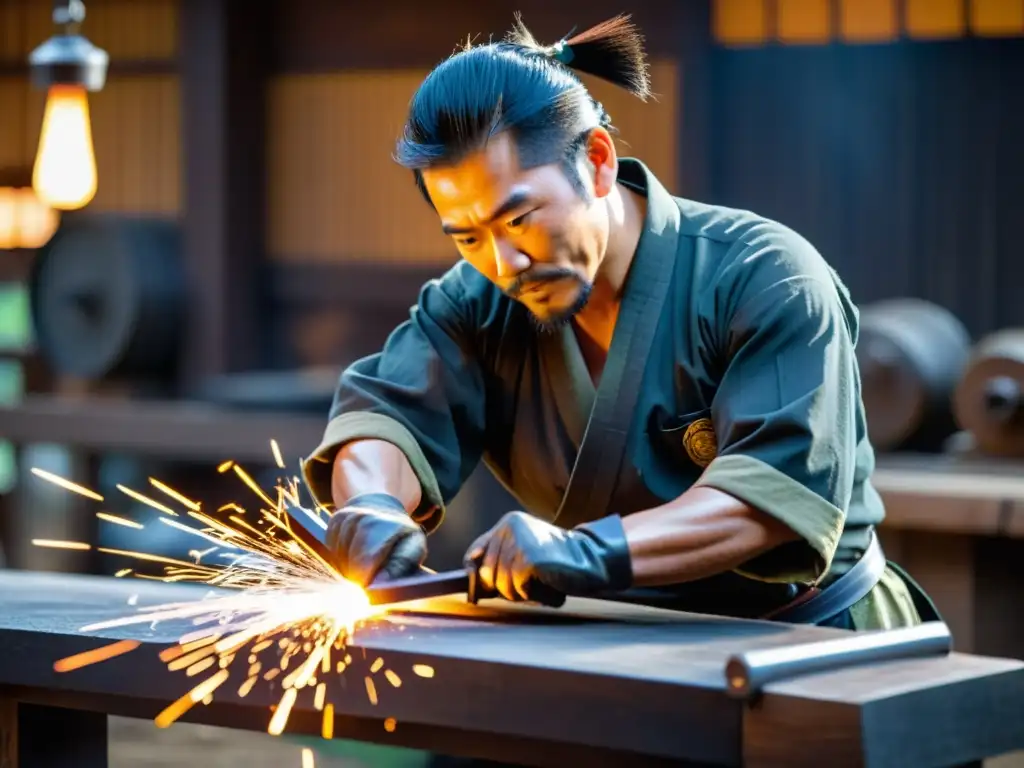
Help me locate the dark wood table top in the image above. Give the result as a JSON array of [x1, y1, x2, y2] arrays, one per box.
[[0, 570, 1021, 766]]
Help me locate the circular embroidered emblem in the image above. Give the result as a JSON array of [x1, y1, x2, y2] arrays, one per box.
[[683, 418, 718, 468]]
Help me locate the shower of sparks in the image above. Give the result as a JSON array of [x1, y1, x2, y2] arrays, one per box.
[[36, 438, 435, 738]]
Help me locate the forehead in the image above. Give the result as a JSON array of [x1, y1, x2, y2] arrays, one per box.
[[422, 133, 531, 221]]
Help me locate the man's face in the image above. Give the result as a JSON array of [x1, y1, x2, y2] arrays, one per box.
[[421, 132, 608, 330]]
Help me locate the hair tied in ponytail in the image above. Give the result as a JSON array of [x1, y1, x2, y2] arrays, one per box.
[[549, 39, 575, 65]]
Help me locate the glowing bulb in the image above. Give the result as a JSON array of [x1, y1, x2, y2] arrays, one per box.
[[32, 84, 98, 211]]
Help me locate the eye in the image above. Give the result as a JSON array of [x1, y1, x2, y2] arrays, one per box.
[[506, 211, 533, 231], [454, 236, 479, 249]]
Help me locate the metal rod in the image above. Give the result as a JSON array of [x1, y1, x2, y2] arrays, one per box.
[[724, 621, 953, 700]]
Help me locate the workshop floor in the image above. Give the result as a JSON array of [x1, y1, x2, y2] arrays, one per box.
[[109, 716, 429, 767]]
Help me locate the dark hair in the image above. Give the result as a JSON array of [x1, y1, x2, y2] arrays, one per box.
[[394, 14, 651, 203]]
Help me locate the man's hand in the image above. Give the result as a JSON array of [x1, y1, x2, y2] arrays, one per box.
[[464, 511, 633, 606], [325, 492, 427, 586]]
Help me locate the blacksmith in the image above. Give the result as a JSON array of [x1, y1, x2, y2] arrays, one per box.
[[301, 15, 939, 630]]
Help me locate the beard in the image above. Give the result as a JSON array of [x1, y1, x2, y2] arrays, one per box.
[[505, 266, 592, 333]]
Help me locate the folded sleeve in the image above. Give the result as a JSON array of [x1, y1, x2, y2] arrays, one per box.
[[693, 228, 860, 584], [301, 266, 490, 532]]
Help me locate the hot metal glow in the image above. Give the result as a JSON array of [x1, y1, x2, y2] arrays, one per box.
[[37, 442, 434, 739]]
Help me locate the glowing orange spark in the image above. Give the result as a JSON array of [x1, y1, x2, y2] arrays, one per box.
[[97, 511, 144, 529], [270, 439, 285, 469], [149, 477, 201, 511], [32, 538, 91, 550], [53, 640, 141, 672], [116, 484, 178, 516], [412, 664, 435, 678], [30, 466, 104, 500], [41, 457, 432, 740], [322, 703, 334, 739]]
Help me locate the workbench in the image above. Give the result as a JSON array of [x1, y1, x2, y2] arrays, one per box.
[[0, 571, 1021, 767], [2, 396, 1024, 658]]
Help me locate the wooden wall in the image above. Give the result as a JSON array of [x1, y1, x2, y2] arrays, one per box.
[[704, 0, 1024, 339], [713, 0, 1024, 45], [0, 0, 698, 372], [0, 0, 180, 215], [265, 62, 679, 267]]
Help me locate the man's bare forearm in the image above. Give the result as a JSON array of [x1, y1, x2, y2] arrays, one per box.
[[620, 486, 800, 587], [331, 439, 422, 513]]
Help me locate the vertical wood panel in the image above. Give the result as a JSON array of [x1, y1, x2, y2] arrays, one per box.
[[839, 0, 900, 42], [904, 0, 967, 38], [0, 75, 180, 214], [0, 0, 178, 62], [87, 76, 181, 214], [777, 0, 833, 43], [713, 0, 770, 45], [268, 62, 678, 264], [970, 0, 1024, 35]]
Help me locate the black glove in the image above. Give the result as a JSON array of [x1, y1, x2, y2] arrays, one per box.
[[325, 492, 427, 586], [463, 511, 633, 607]]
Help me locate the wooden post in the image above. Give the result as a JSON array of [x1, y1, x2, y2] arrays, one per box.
[[178, 0, 273, 393]]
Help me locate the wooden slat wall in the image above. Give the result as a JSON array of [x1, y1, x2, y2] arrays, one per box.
[[267, 61, 678, 265], [713, 0, 1024, 44], [0, 0, 177, 61], [0, 0, 180, 215]]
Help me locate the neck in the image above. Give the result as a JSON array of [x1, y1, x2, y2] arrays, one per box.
[[573, 182, 647, 349]]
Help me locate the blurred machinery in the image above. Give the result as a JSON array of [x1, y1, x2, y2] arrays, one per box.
[[856, 298, 972, 453], [954, 330, 1024, 458], [29, 214, 184, 392]]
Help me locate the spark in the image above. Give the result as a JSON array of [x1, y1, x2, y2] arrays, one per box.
[[322, 703, 334, 739], [52, 639, 141, 672], [30, 466, 104, 500], [302, 748, 315, 768], [34, 461, 433, 738], [32, 538, 91, 550], [97, 511, 144, 529], [116, 484, 179, 517], [412, 664, 435, 678], [270, 439, 286, 469], [149, 477, 201, 511]]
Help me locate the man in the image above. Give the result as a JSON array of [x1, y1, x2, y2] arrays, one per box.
[[301, 15, 938, 630]]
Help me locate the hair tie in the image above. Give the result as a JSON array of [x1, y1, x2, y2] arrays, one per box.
[[550, 40, 574, 64]]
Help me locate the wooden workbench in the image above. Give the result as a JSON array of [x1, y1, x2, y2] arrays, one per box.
[[0, 570, 1022, 767], [2, 395, 1024, 658]]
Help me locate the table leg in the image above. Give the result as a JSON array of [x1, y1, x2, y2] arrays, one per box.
[[0, 698, 107, 767]]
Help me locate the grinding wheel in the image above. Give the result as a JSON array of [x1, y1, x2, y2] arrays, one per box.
[[29, 215, 184, 382], [953, 330, 1024, 457], [856, 298, 971, 452]]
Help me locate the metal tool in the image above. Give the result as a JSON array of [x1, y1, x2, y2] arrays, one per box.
[[724, 620, 953, 700]]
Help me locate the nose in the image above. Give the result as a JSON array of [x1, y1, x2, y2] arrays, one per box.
[[493, 237, 530, 278]]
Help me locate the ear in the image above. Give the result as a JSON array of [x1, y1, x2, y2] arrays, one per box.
[[585, 127, 618, 199]]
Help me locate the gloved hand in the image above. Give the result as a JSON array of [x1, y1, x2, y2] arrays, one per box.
[[463, 511, 633, 607], [325, 492, 427, 586]]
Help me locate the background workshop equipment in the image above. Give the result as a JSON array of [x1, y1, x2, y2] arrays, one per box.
[[2, 0, 1024, 765]]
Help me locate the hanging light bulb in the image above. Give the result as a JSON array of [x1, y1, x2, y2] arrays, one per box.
[[32, 85, 97, 210], [28, 1, 108, 211]]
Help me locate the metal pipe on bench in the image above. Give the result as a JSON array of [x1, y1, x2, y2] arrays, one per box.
[[724, 621, 953, 700]]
